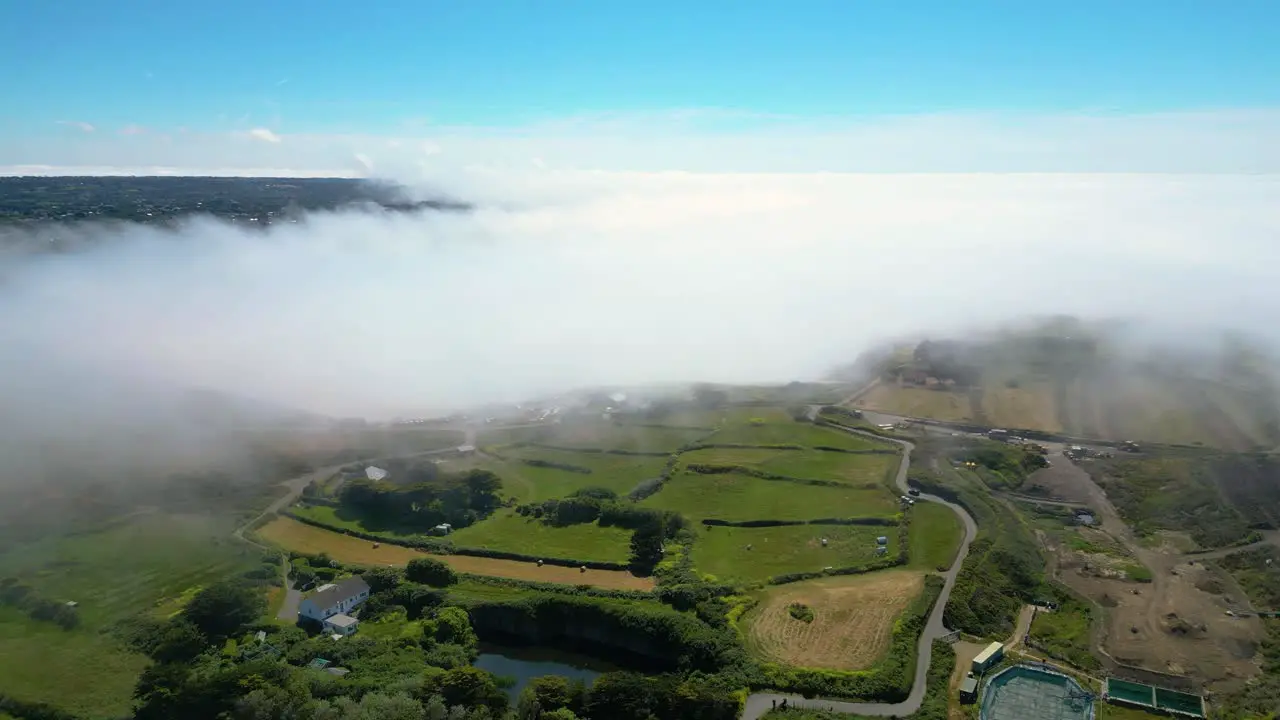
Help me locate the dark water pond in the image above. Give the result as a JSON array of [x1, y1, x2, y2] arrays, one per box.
[[474, 644, 615, 700]]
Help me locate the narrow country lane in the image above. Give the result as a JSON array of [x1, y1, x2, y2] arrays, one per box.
[[742, 424, 979, 719]]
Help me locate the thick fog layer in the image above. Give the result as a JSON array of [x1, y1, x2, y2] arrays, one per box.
[[2, 172, 1279, 426]]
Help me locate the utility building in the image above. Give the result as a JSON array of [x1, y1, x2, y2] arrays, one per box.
[[972, 641, 1005, 674]]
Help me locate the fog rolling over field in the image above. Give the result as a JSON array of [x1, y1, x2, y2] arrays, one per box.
[[1, 172, 1279, 440]]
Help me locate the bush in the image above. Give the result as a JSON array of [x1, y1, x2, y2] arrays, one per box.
[[787, 603, 814, 623], [522, 459, 593, 474], [406, 557, 459, 587]]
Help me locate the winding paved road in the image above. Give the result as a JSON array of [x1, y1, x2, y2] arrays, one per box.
[[742, 425, 979, 719]]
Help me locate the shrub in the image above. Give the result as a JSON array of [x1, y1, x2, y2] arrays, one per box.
[[406, 557, 458, 587], [788, 603, 814, 623]]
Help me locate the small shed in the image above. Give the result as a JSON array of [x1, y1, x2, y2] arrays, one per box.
[[876, 536, 889, 546], [365, 466, 389, 481], [959, 675, 979, 703], [432, 523, 453, 536], [456, 445, 476, 455]]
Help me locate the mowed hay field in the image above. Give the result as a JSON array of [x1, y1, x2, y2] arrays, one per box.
[[745, 570, 926, 670], [0, 514, 261, 718], [257, 517, 653, 590], [495, 446, 667, 500], [642, 471, 899, 522], [690, 524, 898, 583], [856, 383, 974, 422], [678, 447, 898, 486]]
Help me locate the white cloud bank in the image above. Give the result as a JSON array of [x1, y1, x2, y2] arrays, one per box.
[[2, 171, 1278, 422], [7, 109, 1280, 176]]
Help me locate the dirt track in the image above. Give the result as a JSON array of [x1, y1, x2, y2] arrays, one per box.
[[1026, 453, 1266, 691]]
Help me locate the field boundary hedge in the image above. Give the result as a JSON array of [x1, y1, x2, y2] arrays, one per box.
[[767, 555, 905, 585], [278, 510, 632, 570], [454, 573, 655, 601], [700, 517, 896, 528], [684, 463, 873, 489], [0, 695, 84, 720], [518, 442, 671, 457]]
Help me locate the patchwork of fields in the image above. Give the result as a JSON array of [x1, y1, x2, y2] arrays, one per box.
[[255, 408, 966, 679]]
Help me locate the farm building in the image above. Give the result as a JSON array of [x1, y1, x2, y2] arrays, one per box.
[[300, 576, 370, 635], [432, 523, 453, 535], [456, 444, 476, 456], [876, 536, 889, 545], [972, 641, 1005, 674], [364, 466, 389, 481]]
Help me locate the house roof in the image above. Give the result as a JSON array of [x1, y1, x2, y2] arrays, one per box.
[[960, 676, 979, 693], [306, 576, 369, 607], [326, 613, 359, 628]]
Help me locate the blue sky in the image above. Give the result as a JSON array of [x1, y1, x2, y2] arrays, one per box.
[[2, 0, 1278, 172]]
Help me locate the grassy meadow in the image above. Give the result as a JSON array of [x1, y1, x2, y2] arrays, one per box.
[[0, 513, 263, 718], [678, 447, 898, 486], [447, 511, 634, 563], [908, 501, 964, 570], [643, 470, 899, 522], [690, 523, 898, 583], [495, 445, 667, 500]]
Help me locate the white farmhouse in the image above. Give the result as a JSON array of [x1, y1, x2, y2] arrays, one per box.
[[299, 576, 370, 635]]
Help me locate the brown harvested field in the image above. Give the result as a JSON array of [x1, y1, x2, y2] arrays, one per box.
[[982, 383, 1061, 432], [856, 384, 974, 422], [256, 517, 654, 591], [744, 570, 925, 670]]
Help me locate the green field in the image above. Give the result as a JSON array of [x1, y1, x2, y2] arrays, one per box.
[[535, 420, 709, 452], [496, 446, 667, 500], [1028, 598, 1099, 670], [0, 514, 262, 718], [690, 524, 898, 583], [678, 447, 897, 486], [707, 415, 892, 451], [643, 470, 899, 521], [908, 502, 964, 570], [447, 511, 634, 563]]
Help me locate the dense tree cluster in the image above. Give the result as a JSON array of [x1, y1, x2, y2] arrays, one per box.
[[340, 469, 504, 532], [0, 577, 79, 630], [513, 489, 685, 574], [0, 176, 469, 229]]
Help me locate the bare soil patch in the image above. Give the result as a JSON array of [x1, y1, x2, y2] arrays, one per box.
[[744, 570, 925, 670], [257, 517, 654, 591]]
